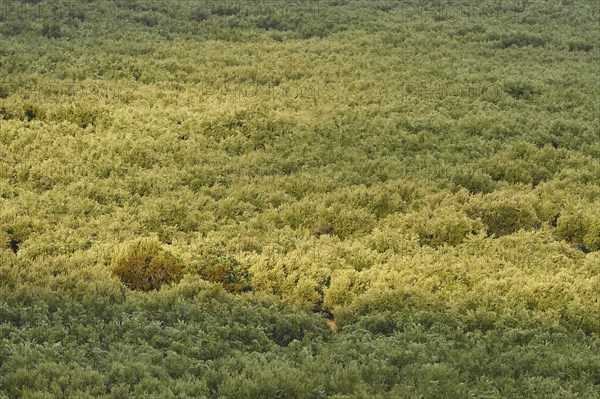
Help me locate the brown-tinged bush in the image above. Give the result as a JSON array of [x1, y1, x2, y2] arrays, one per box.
[[112, 238, 184, 292]]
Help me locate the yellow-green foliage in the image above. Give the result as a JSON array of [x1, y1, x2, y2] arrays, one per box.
[[1, 1, 599, 397], [557, 211, 587, 243], [584, 219, 600, 252], [557, 206, 600, 252], [468, 192, 540, 237], [111, 238, 184, 292]]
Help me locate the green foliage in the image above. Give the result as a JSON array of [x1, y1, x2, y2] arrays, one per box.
[[51, 103, 109, 129], [41, 23, 62, 39], [557, 208, 600, 252], [498, 31, 548, 48], [567, 40, 594, 52], [583, 219, 600, 252], [468, 193, 540, 237], [556, 211, 587, 244], [0, 84, 9, 99], [503, 80, 542, 100], [478, 143, 574, 186], [112, 238, 184, 292], [190, 239, 250, 293], [451, 167, 495, 194], [0, 0, 598, 397]]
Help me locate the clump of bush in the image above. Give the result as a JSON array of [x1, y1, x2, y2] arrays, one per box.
[[451, 167, 495, 194], [419, 209, 483, 247], [199, 261, 251, 293], [189, 8, 208, 22], [468, 194, 540, 237], [112, 238, 184, 291], [41, 23, 62, 39], [23, 102, 46, 121], [503, 80, 541, 100], [556, 212, 586, 243], [396, 205, 483, 248], [477, 143, 566, 186], [455, 24, 486, 37], [556, 210, 600, 252], [0, 84, 10, 99], [567, 41, 593, 52], [51, 104, 108, 128], [187, 239, 251, 293], [497, 32, 548, 48]]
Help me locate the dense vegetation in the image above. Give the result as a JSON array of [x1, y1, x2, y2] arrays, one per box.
[[1, 0, 599, 397]]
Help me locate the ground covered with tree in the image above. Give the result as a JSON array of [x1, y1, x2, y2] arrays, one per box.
[[0, 0, 599, 397]]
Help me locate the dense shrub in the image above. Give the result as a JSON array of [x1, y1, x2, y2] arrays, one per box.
[[556, 211, 586, 244], [112, 238, 184, 291], [51, 104, 108, 128], [41, 23, 61, 39], [0, 1, 598, 397], [420, 209, 482, 247], [468, 194, 539, 237], [567, 40, 593, 52], [556, 210, 600, 252], [197, 256, 250, 294], [189, 8, 208, 22], [22, 101, 46, 121], [210, 3, 240, 16], [133, 12, 159, 27], [583, 218, 600, 252], [398, 206, 484, 248], [498, 32, 548, 48], [0, 84, 10, 99], [503, 81, 541, 100], [451, 167, 495, 194], [255, 15, 293, 32], [478, 143, 564, 186], [455, 24, 486, 36]]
